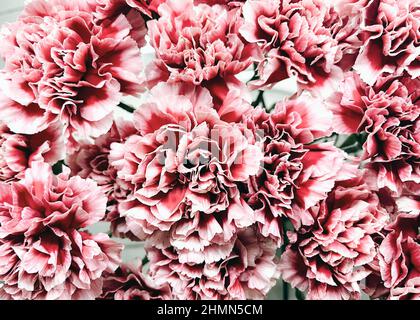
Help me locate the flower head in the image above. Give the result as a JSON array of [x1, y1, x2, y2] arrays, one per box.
[[0, 121, 64, 181], [350, 0, 420, 85], [330, 72, 420, 195], [0, 162, 122, 299], [110, 83, 262, 248], [240, 0, 357, 94], [67, 118, 138, 239], [0, 0, 143, 144], [146, 0, 256, 85], [243, 96, 356, 243], [147, 227, 279, 300], [100, 261, 173, 300], [279, 176, 388, 300], [365, 211, 419, 300]]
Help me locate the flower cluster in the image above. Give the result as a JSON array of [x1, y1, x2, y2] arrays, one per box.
[[0, 0, 418, 300]]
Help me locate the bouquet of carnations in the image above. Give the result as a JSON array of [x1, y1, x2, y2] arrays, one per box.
[[0, 0, 418, 300]]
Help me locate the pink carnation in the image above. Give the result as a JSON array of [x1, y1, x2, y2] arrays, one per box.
[[142, 196, 255, 265], [20, 0, 97, 17], [194, 0, 245, 6], [93, 0, 148, 46], [0, 121, 64, 181], [67, 119, 138, 239], [0, 162, 122, 299], [95, 0, 166, 18], [243, 96, 358, 243], [279, 176, 389, 300], [23, 0, 147, 46], [146, 227, 279, 300], [239, 0, 357, 94], [125, 0, 166, 16], [329, 72, 420, 195], [350, 0, 420, 85], [0, 0, 143, 143], [146, 0, 256, 86], [110, 83, 262, 250], [375, 185, 420, 216], [395, 195, 420, 214], [100, 262, 172, 300], [365, 212, 419, 300]]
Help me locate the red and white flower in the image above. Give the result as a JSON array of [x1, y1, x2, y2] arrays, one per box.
[[147, 227, 279, 300], [146, 0, 257, 86], [0, 162, 122, 300], [350, 0, 420, 85], [100, 261, 173, 300], [329, 72, 420, 195], [243, 96, 357, 243], [239, 0, 359, 95], [0, 121, 64, 181], [279, 176, 388, 300], [67, 118, 138, 239], [110, 83, 262, 247], [0, 0, 144, 144]]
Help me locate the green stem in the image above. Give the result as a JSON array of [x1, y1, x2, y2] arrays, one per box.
[[141, 255, 149, 267], [52, 160, 65, 175], [118, 102, 135, 113], [280, 217, 291, 300], [283, 281, 289, 300], [295, 289, 305, 300], [337, 133, 367, 154], [248, 63, 259, 83], [252, 90, 267, 110]]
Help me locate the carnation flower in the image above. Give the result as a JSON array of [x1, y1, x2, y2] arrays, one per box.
[[0, 0, 143, 143], [0, 121, 64, 181], [110, 83, 262, 248], [375, 185, 420, 216], [279, 176, 389, 300], [329, 72, 420, 195], [146, 227, 279, 300], [242, 96, 357, 243], [93, 0, 149, 46], [239, 0, 357, 94], [21, 0, 97, 17], [100, 261, 172, 300], [141, 196, 255, 265], [350, 0, 420, 85], [194, 0, 245, 6], [67, 118, 138, 239], [126, 0, 166, 16], [0, 162, 122, 299], [146, 0, 256, 86], [365, 211, 419, 300], [395, 194, 420, 213], [95, 0, 166, 18]]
